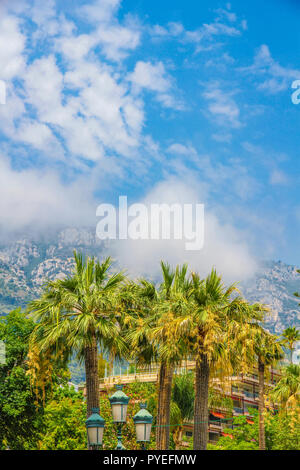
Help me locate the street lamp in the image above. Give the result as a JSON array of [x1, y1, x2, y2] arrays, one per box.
[[133, 403, 153, 450], [109, 384, 130, 450], [85, 407, 105, 450]]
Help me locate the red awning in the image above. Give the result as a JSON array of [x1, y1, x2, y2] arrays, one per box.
[[211, 411, 225, 419], [222, 432, 233, 439]]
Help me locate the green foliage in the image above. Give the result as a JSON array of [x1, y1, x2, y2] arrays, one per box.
[[38, 386, 87, 450], [0, 309, 42, 449], [209, 410, 300, 450], [264, 410, 300, 450], [271, 363, 300, 409], [0, 308, 34, 366], [211, 414, 259, 450], [281, 326, 300, 363], [98, 353, 109, 379], [172, 372, 194, 421], [0, 309, 70, 450], [128, 364, 136, 374], [208, 388, 233, 412]]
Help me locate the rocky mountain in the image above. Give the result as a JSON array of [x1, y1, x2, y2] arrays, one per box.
[[0, 228, 106, 313], [240, 261, 300, 334], [0, 228, 299, 335]]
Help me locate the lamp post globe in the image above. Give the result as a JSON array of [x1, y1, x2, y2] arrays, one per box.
[[133, 403, 153, 450], [109, 384, 130, 450], [109, 384, 130, 423], [85, 407, 105, 450]]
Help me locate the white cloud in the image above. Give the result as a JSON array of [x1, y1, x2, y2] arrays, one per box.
[[0, 157, 96, 234], [128, 60, 183, 109], [0, 14, 25, 79], [23, 55, 65, 124], [270, 169, 289, 186], [205, 52, 235, 69], [184, 18, 241, 53], [55, 34, 96, 61], [150, 22, 184, 39], [78, 0, 141, 61], [203, 82, 241, 128], [211, 132, 232, 143], [17, 120, 64, 156], [149, 5, 244, 55], [94, 22, 140, 61], [112, 177, 258, 283], [166, 143, 197, 157], [214, 8, 237, 23], [241, 20, 248, 31], [18, 52, 145, 162], [128, 61, 170, 93], [80, 0, 121, 24], [241, 44, 300, 94]]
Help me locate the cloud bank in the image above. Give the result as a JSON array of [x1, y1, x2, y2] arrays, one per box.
[[111, 178, 258, 282]]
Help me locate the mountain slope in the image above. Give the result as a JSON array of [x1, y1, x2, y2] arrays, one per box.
[[0, 228, 104, 313], [240, 260, 300, 333]]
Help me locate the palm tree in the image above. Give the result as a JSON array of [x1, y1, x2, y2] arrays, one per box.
[[270, 363, 300, 410], [155, 268, 251, 450], [29, 251, 125, 417], [152, 263, 193, 450], [119, 278, 164, 447], [125, 262, 192, 450], [281, 327, 300, 364], [190, 269, 242, 450], [240, 322, 283, 450]]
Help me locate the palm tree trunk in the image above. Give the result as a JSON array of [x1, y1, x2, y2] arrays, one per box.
[[174, 426, 183, 450], [156, 363, 165, 449], [258, 359, 266, 450], [84, 333, 100, 418], [289, 345, 293, 364], [156, 363, 174, 450], [161, 364, 174, 449], [193, 353, 209, 450]]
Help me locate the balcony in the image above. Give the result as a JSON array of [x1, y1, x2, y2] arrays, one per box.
[[242, 374, 259, 384], [233, 407, 244, 415], [231, 388, 244, 396], [244, 391, 259, 400]]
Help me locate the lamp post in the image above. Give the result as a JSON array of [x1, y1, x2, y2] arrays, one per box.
[[133, 403, 153, 450], [109, 384, 130, 450], [85, 407, 105, 450]]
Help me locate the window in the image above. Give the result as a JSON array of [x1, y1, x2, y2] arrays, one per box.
[[209, 432, 219, 442]]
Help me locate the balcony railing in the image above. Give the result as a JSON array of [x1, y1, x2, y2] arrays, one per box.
[[244, 391, 259, 399], [233, 407, 244, 414]]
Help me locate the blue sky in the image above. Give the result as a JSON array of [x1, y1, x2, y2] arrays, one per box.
[[0, 0, 299, 279]]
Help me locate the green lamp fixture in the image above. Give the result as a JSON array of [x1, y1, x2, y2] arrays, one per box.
[[109, 384, 130, 450], [85, 407, 105, 450], [133, 403, 153, 450]]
